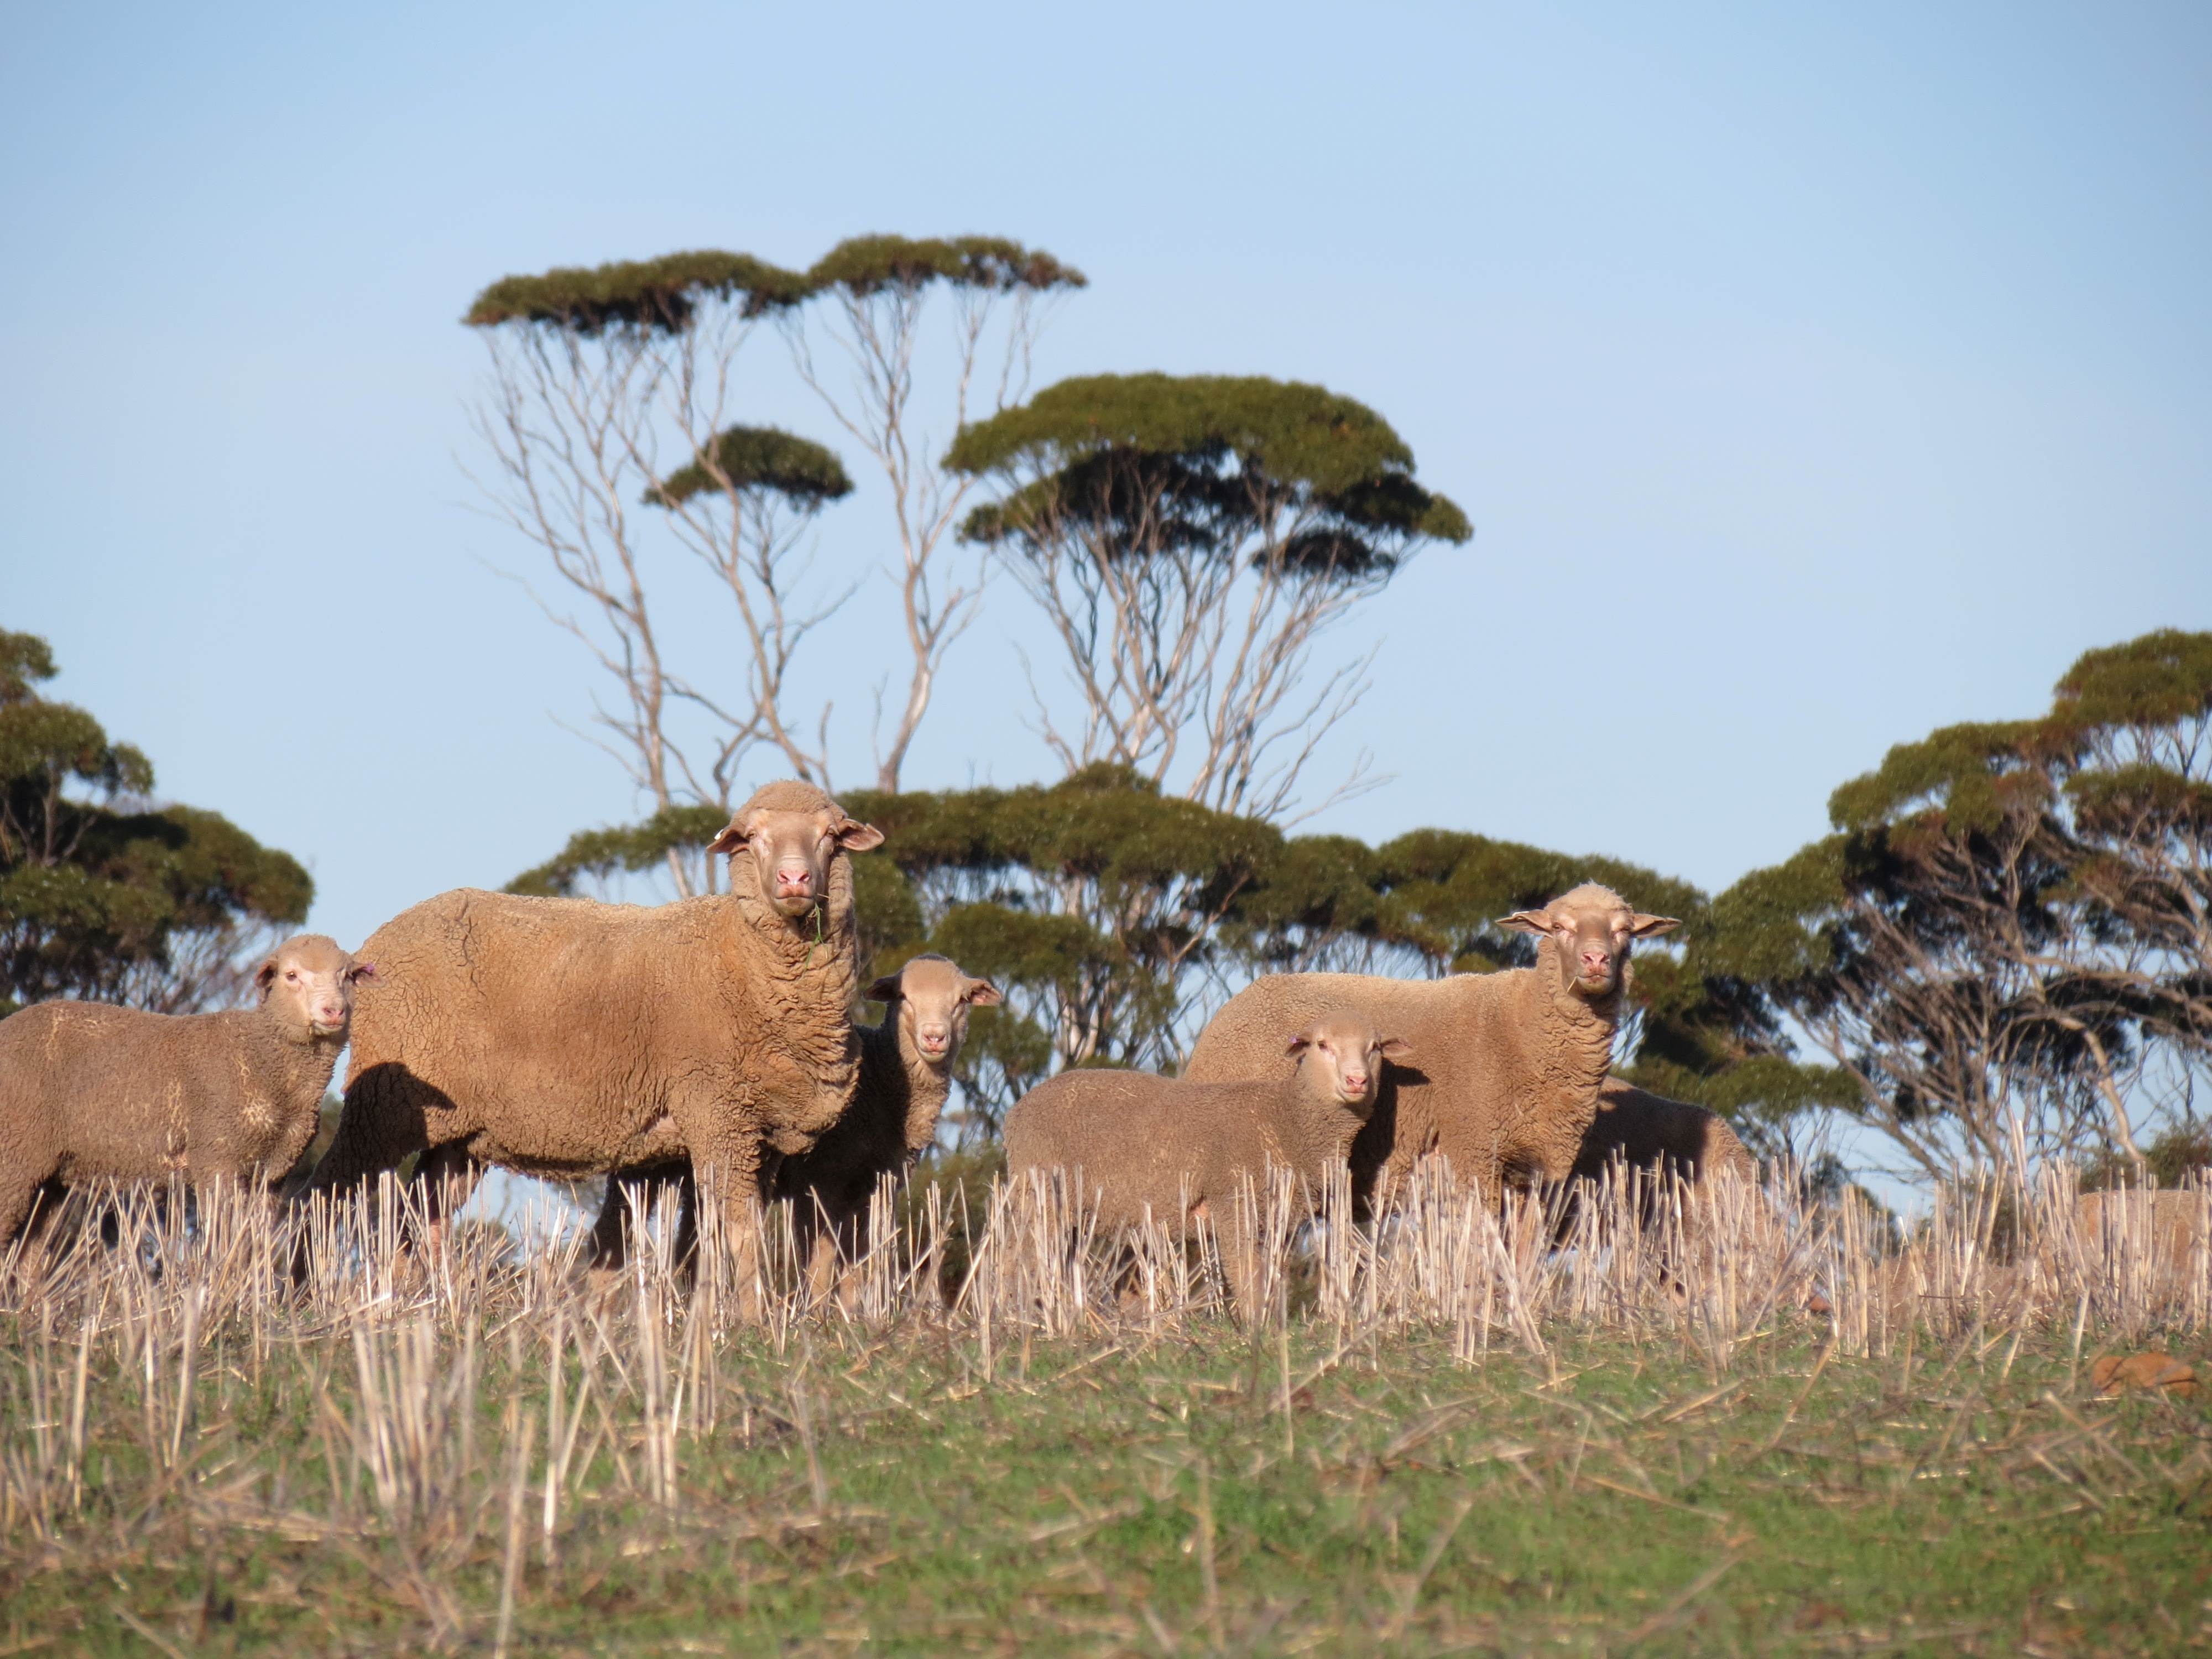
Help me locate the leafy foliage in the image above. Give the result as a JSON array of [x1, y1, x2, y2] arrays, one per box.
[[464, 236, 1083, 341], [1708, 628, 2212, 1177], [465, 232, 1085, 800], [647, 426, 854, 509], [802, 234, 1086, 300], [463, 251, 809, 335], [0, 630, 312, 1016], [949, 372, 1470, 572]]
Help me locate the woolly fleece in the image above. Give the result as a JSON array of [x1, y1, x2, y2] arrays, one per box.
[[306, 782, 881, 1294], [591, 953, 1000, 1295], [0, 934, 364, 1250], [1181, 884, 1677, 1206], [1005, 1009, 1405, 1310]]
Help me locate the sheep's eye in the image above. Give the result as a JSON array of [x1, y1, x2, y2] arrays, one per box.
[[284, 969, 298, 981]]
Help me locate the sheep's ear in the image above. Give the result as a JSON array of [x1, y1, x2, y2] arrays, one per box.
[[1627, 912, 1681, 938], [964, 977, 1004, 1008], [253, 957, 280, 1001], [1377, 1036, 1413, 1062], [1284, 1034, 1313, 1056], [345, 961, 377, 985], [865, 974, 902, 1004], [1496, 910, 1552, 936], [706, 816, 750, 858], [835, 818, 885, 853]]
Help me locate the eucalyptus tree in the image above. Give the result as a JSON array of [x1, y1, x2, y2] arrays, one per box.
[[463, 236, 1082, 845], [947, 373, 1470, 821], [0, 630, 311, 1015], [644, 424, 855, 824], [1707, 628, 2212, 1181], [464, 253, 858, 895], [780, 236, 1086, 790], [2042, 629, 2212, 1093]]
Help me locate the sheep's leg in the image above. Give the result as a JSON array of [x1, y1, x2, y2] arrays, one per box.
[[588, 1162, 695, 1284], [589, 1168, 651, 1272], [675, 1117, 771, 1318], [802, 1194, 864, 1310], [0, 1167, 48, 1259], [2, 1176, 64, 1287], [1214, 1212, 1258, 1321], [414, 1144, 482, 1264]]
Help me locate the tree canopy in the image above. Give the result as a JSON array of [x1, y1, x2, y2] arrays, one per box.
[[463, 236, 1084, 340], [463, 251, 812, 335], [1703, 628, 2212, 1177], [802, 234, 1086, 300], [646, 426, 854, 510], [948, 373, 1470, 574], [0, 629, 312, 1016]]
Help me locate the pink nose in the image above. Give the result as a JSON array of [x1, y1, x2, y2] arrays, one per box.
[[776, 863, 814, 895], [1580, 949, 1611, 976], [1342, 1072, 1368, 1094], [317, 1005, 345, 1024]]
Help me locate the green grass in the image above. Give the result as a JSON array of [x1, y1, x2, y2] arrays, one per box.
[[5, 1318, 2208, 1656]]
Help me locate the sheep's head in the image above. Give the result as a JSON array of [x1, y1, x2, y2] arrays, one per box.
[[1498, 883, 1678, 1000], [1286, 1011, 1410, 1117], [254, 934, 373, 1044], [708, 781, 884, 920], [868, 953, 1002, 1070]]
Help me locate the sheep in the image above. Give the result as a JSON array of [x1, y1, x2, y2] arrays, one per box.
[[1569, 1078, 1756, 1191], [0, 934, 369, 1258], [303, 780, 883, 1306], [1004, 1009, 1408, 1311], [1181, 883, 1678, 1211], [589, 953, 1002, 1301], [1552, 1078, 1757, 1246]]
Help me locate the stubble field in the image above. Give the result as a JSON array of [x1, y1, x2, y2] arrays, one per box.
[[2, 1170, 2207, 1656]]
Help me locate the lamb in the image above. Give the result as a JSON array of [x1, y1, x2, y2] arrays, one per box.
[[304, 780, 883, 1303], [0, 934, 370, 1256], [1004, 1009, 1408, 1311], [1180, 884, 1678, 1211], [590, 953, 1001, 1300]]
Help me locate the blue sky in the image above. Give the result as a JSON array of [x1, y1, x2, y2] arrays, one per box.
[[6, 1, 2209, 957]]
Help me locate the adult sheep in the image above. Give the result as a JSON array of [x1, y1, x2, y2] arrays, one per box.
[[0, 934, 370, 1258], [591, 952, 1002, 1302], [1181, 883, 1677, 1209], [305, 780, 883, 1301]]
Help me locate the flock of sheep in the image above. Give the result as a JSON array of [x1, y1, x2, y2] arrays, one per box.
[[0, 780, 1756, 1303]]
